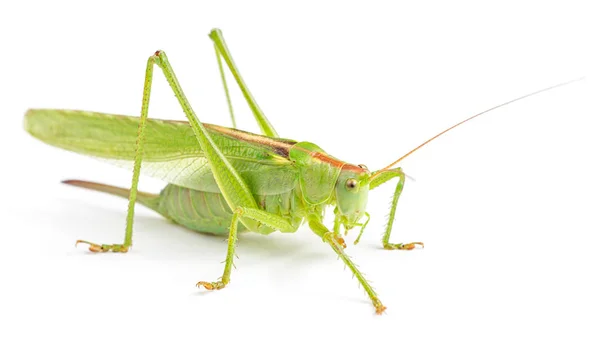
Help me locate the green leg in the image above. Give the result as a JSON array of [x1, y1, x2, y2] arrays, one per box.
[[308, 215, 386, 314], [332, 212, 347, 248], [235, 207, 296, 232], [125, 50, 285, 288], [197, 209, 242, 290], [214, 41, 237, 129], [78, 49, 265, 253], [370, 168, 424, 250], [147, 51, 260, 217], [352, 212, 370, 245], [197, 207, 295, 290], [76, 52, 157, 253], [210, 28, 279, 137]]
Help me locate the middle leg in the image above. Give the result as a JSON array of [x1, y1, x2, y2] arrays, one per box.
[[197, 207, 296, 290]]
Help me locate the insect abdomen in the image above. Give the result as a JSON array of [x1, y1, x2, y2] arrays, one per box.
[[157, 184, 305, 235], [157, 184, 238, 235]]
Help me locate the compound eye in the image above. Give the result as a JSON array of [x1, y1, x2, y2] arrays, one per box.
[[345, 178, 358, 190]]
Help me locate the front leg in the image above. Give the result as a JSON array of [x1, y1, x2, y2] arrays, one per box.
[[309, 215, 386, 315], [332, 213, 347, 248], [370, 168, 424, 250]]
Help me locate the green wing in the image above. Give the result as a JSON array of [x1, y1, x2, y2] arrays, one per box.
[[24, 109, 298, 195]]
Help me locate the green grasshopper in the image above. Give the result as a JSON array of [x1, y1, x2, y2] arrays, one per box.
[[24, 28, 577, 314]]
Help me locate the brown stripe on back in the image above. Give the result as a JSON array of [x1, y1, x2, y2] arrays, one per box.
[[315, 153, 365, 173], [169, 120, 296, 157], [167, 119, 365, 173], [299, 148, 366, 174], [205, 123, 296, 155]]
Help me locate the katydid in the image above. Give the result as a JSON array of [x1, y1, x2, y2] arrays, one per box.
[[23, 28, 579, 315]]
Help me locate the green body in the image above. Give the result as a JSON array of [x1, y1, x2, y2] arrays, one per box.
[[24, 28, 564, 314], [24, 109, 328, 236], [26, 28, 499, 314], [158, 184, 303, 235]]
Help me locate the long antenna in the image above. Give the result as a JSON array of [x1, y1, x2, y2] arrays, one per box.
[[373, 78, 583, 176]]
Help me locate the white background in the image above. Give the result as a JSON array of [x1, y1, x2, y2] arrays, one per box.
[[1, 1, 599, 346]]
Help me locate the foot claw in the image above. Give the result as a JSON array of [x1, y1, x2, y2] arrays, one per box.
[[383, 242, 424, 250], [376, 305, 387, 315], [75, 240, 129, 253], [196, 281, 226, 290]]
